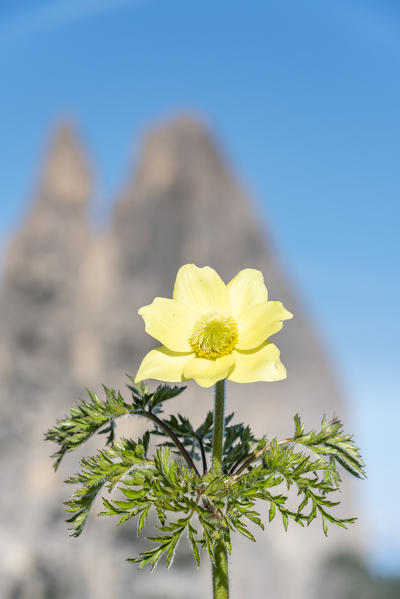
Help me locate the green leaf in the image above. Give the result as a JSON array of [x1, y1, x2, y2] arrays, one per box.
[[126, 379, 186, 415], [269, 502, 276, 522], [45, 387, 134, 470], [64, 480, 104, 537], [167, 532, 181, 568], [232, 519, 256, 541], [294, 413, 304, 437], [152, 384, 186, 409], [282, 512, 289, 531], [293, 415, 366, 480], [188, 525, 200, 566], [65, 436, 149, 535]]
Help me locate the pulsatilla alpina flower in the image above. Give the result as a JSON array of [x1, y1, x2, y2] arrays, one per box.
[[135, 264, 293, 388]]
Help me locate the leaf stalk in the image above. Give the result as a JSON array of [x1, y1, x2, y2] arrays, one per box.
[[144, 409, 201, 477]]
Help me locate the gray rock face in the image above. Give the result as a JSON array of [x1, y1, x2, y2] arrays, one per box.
[[0, 116, 362, 599], [0, 124, 91, 435]]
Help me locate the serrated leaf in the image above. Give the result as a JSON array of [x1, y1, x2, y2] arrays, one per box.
[[45, 387, 134, 469], [167, 533, 181, 568], [269, 502, 276, 522], [188, 525, 200, 566], [233, 520, 256, 541], [138, 506, 150, 535], [282, 512, 289, 531], [151, 384, 186, 408]]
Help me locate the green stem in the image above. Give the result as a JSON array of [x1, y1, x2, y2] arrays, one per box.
[[144, 410, 200, 476], [212, 539, 229, 599], [211, 380, 229, 599]]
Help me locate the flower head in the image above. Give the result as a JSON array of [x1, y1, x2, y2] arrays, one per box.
[[135, 264, 293, 388]]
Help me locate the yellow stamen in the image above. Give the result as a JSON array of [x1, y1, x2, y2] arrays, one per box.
[[189, 313, 238, 359]]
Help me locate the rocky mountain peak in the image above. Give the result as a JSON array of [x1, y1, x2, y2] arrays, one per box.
[[37, 121, 92, 205], [132, 115, 228, 194]]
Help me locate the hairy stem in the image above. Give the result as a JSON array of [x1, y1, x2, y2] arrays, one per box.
[[211, 380, 229, 599], [195, 434, 208, 474], [144, 410, 200, 476], [212, 538, 229, 599], [212, 380, 225, 474]]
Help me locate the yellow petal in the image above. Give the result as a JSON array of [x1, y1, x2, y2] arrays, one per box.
[[182, 354, 235, 388], [228, 342, 286, 383], [173, 264, 231, 315], [135, 346, 193, 383], [227, 268, 268, 319], [138, 298, 196, 352], [236, 301, 293, 350]]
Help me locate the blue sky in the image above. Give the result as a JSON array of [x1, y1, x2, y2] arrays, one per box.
[[0, 0, 399, 573]]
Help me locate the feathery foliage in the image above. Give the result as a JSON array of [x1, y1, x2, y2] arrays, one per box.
[[45, 379, 365, 569]]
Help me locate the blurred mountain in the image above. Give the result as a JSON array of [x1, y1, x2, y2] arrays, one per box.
[[315, 553, 400, 599], [0, 116, 363, 599]]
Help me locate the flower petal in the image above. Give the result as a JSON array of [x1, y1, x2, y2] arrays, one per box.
[[135, 346, 193, 383], [173, 264, 231, 315], [182, 354, 235, 388], [227, 268, 268, 320], [138, 298, 196, 351], [229, 342, 286, 383], [236, 301, 293, 350]]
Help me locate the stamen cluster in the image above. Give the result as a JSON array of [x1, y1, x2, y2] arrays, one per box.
[[189, 313, 238, 359]]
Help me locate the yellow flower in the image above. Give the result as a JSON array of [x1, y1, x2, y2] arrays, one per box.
[[135, 264, 293, 388]]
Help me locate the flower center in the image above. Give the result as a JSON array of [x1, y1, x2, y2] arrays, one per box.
[[189, 313, 238, 359]]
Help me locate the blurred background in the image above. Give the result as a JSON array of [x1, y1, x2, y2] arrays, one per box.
[[0, 1, 399, 598]]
